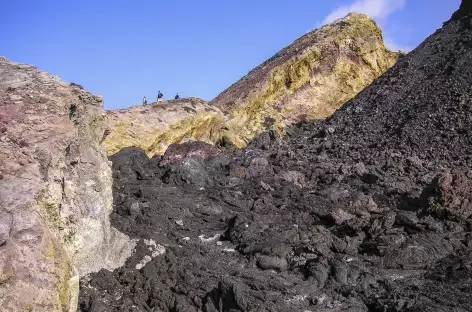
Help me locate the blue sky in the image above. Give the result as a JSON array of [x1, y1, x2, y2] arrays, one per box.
[[1, 0, 460, 109]]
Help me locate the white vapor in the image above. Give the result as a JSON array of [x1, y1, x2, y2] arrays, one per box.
[[384, 38, 412, 52], [321, 0, 409, 52], [322, 0, 406, 25]]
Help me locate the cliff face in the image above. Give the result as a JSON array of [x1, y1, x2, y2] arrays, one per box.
[[104, 98, 225, 157], [0, 57, 134, 312], [211, 13, 400, 147]]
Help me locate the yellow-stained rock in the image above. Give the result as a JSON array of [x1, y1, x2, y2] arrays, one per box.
[[211, 13, 401, 147], [104, 98, 225, 157], [104, 14, 399, 156]]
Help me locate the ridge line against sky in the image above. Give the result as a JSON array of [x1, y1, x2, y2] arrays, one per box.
[[0, 0, 460, 109], [321, 0, 411, 52]]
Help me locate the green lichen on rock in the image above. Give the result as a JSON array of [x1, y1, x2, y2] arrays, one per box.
[[41, 235, 75, 310], [35, 188, 63, 234], [58, 262, 72, 308]]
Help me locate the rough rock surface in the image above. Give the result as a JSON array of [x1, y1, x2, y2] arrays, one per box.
[[0, 58, 134, 311], [164, 141, 221, 163], [211, 13, 400, 147], [104, 14, 399, 157], [79, 3, 472, 311], [103, 98, 225, 157]]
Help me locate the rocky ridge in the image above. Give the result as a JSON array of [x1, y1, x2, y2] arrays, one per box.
[[0, 57, 134, 312], [103, 13, 399, 157], [211, 13, 400, 147], [104, 98, 225, 157], [79, 2, 472, 312]]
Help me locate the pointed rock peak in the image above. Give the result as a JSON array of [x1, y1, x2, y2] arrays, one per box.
[[333, 12, 377, 24], [448, 0, 472, 22], [211, 12, 399, 147]]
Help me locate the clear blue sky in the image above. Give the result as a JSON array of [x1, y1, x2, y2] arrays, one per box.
[[1, 0, 460, 109]]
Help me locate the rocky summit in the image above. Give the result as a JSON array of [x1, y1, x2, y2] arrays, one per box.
[[78, 2, 472, 312], [0, 57, 135, 311], [211, 13, 400, 147], [104, 13, 399, 157]]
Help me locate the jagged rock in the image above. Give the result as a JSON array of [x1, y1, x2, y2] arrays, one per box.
[[0, 57, 134, 311], [448, 0, 472, 22], [103, 97, 225, 157], [281, 170, 306, 187], [211, 13, 400, 147], [164, 141, 221, 163], [164, 156, 211, 187], [256, 255, 288, 271], [422, 169, 472, 219]]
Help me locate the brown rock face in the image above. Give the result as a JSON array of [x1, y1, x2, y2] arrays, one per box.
[[423, 170, 472, 219], [0, 57, 134, 311], [211, 13, 401, 147], [164, 141, 221, 163]]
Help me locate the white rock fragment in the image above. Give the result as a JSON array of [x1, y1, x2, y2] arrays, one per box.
[[175, 219, 184, 226], [284, 294, 308, 304], [135, 239, 166, 269], [260, 181, 274, 191], [198, 234, 221, 243], [135, 255, 152, 270], [315, 294, 328, 305]]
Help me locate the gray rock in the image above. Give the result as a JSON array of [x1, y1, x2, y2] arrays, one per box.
[[257, 255, 288, 271], [282, 170, 306, 187]]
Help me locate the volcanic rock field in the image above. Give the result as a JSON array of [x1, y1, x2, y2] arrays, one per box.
[[78, 2, 472, 312]]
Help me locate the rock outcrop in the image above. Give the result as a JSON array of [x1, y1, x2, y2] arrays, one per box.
[[211, 13, 400, 147], [103, 98, 225, 157], [0, 57, 134, 311]]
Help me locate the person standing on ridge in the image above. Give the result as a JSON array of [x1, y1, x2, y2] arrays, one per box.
[[157, 91, 164, 102], [175, 93, 180, 100], [142, 96, 147, 105]]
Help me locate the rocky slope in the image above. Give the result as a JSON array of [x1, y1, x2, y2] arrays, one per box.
[[211, 13, 400, 147], [104, 14, 399, 157], [0, 57, 134, 312], [79, 2, 472, 311], [104, 98, 225, 157]]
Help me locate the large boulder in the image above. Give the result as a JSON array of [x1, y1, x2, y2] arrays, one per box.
[[164, 141, 221, 163], [0, 57, 134, 311]]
